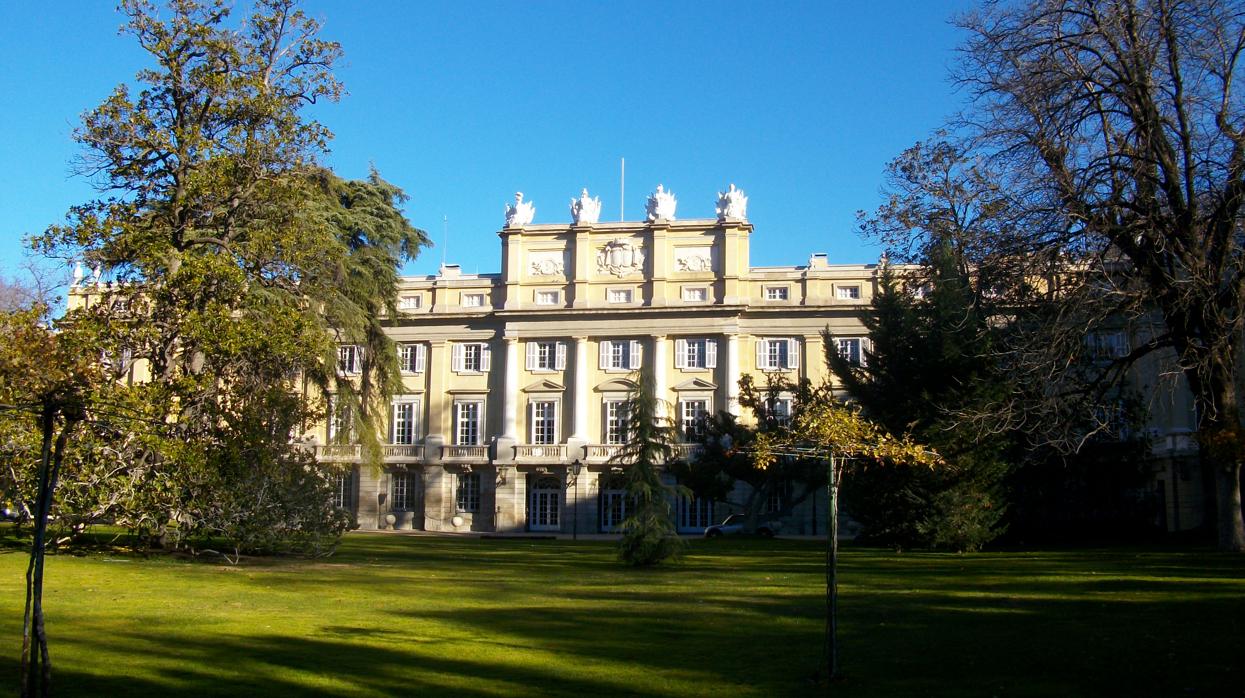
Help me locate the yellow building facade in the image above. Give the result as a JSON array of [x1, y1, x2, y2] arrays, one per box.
[[317, 188, 874, 533]]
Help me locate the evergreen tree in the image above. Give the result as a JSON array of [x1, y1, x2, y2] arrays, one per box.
[[826, 244, 1010, 551], [613, 368, 684, 566]]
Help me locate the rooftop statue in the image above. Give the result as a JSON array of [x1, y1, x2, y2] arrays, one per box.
[[570, 188, 601, 225], [716, 183, 748, 221], [645, 184, 677, 221], [505, 192, 536, 228]]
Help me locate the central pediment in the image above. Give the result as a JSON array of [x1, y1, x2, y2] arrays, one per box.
[[672, 377, 717, 391], [595, 378, 638, 393], [522, 379, 566, 393]]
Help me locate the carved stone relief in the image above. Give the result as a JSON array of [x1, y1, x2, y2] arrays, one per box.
[[674, 246, 714, 273], [596, 238, 645, 277], [528, 250, 566, 277]]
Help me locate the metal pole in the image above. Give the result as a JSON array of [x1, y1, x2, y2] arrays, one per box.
[[826, 455, 840, 682]]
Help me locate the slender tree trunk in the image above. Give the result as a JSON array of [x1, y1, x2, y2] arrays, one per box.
[[21, 404, 74, 698], [825, 456, 840, 683]]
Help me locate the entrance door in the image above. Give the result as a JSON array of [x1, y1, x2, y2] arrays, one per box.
[[529, 476, 562, 532], [678, 494, 713, 533], [599, 473, 628, 532]]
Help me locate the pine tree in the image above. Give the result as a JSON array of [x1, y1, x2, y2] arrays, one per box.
[[613, 368, 684, 566]]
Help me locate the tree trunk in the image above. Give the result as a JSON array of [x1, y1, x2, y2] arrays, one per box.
[[21, 405, 74, 698], [825, 456, 840, 682], [1199, 368, 1245, 552]]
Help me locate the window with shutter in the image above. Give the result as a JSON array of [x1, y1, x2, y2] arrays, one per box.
[[555, 342, 567, 370], [674, 339, 687, 369], [787, 339, 800, 369], [706, 339, 718, 368], [526, 342, 538, 370], [629, 340, 642, 369], [480, 344, 491, 372], [451, 344, 464, 372]]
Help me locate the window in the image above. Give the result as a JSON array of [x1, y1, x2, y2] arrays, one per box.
[[605, 399, 631, 445], [337, 345, 361, 375], [1088, 331, 1128, 360], [328, 396, 354, 444], [398, 343, 426, 374], [456, 471, 480, 512], [452, 342, 491, 373], [765, 488, 782, 514], [767, 396, 793, 426], [332, 470, 353, 509], [682, 286, 708, 302], [600, 339, 642, 371], [530, 400, 558, 444], [462, 293, 485, 308], [608, 288, 633, 303], [453, 400, 484, 445], [390, 397, 420, 445], [836, 338, 864, 366], [535, 290, 560, 306], [756, 338, 799, 371], [526, 341, 567, 371], [398, 294, 422, 311], [764, 286, 789, 301], [836, 285, 861, 300], [680, 399, 709, 442], [391, 472, 415, 511], [675, 338, 717, 370]]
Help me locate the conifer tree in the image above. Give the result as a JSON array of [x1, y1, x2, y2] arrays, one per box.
[[612, 368, 684, 566]]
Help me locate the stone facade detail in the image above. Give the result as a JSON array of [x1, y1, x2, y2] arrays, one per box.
[[570, 188, 602, 225], [505, 192, 536, 228], [596, 238, 645, 277], [645, 184, 677, 221]]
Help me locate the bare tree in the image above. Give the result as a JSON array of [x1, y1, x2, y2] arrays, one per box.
[[954, 0, 1245, 550]]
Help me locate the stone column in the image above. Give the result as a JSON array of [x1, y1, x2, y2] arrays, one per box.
[[726, 333, 740, 416], [568, 336, 590, 460], [495, 336, 519, 463], [653, 335, 668, 418], [503, 338, 519, 438]]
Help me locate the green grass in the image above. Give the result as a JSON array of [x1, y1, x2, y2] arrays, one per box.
[[1, 532, 1242, 697]]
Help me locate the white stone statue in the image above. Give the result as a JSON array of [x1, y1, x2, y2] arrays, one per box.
[[716, 183, 748, 221], [505, 192, 536, 228], [570, 188, 602, 225], [72, 262, 84, 286], [645, 184, 677, 221]]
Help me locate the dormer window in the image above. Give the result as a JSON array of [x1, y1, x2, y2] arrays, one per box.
[[608, 288, 634, 304], [535, 290, 560, 306], [836, 285, 861, 300], [462, 293, 485, 308], [764, 286, 789, 301], [398, 294, 422, 310]]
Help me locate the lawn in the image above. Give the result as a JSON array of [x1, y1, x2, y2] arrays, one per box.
[[0, 532, 1242, 697]]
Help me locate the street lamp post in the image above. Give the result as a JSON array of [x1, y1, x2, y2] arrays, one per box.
[[571, 459, 582, 541]]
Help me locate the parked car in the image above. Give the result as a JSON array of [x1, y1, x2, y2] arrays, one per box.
[[704, 513, 782, 538]]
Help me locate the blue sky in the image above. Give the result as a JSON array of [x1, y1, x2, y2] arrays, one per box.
[[0, 0, 974, 284]]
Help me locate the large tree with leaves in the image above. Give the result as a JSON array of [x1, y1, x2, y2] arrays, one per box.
[[33, 0, 427, 551], [947, 0, 1245, 550]]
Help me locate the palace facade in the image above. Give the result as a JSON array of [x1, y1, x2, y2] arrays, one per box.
[[316, 186, 870, 533]]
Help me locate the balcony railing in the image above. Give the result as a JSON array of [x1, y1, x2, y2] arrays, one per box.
[[443, 444, 490, 461], [315, 444, 361, 461], [672, 444, 705, 461], [381, 444, 425, 461], [514, 444, 567, 462], [587, 444, 623, 462]]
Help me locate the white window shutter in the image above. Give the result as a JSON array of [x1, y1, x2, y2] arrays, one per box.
[[599, 341, 610, 370], [481, 344, 492, 372], [451, 343, 464, 372], [675, 339, 687, 369], [555, 342, 567, 370], [526, 341, 537, 370], [630, 340, 642, 369], [389, 403, 397, 443], [415, 344, 427, 373], [788, 338, 800, 369], [706, 339, 718, 369], [452, 402, 461, 438], [527, 401, 534, 443], [756, 339, 766, 369]]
